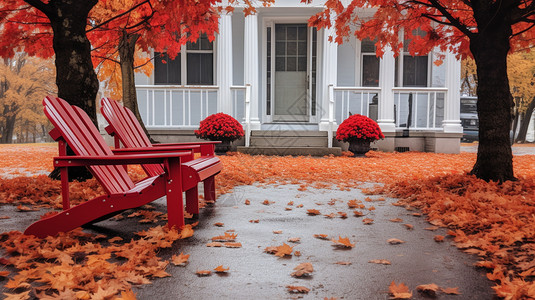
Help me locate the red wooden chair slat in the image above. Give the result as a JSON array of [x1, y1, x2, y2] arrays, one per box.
[[100, 97, 222, 207]]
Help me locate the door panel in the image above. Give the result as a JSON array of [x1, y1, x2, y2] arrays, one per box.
[[273, 24, 308, 122]]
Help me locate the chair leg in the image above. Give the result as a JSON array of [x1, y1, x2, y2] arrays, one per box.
[[203, 176, 216, 202], [185, 187, 199, 215], [165, 158, 185, 229]]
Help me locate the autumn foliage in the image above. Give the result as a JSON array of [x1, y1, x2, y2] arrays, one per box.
[[1, 144, 535, 298]]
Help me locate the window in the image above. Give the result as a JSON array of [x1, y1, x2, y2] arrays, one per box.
[[361, 39, 379, 87], [395, 29, 429, 87], [154, 34, 214, 85], [154, 52, 181, 85]]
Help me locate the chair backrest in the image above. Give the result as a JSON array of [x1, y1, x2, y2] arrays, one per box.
[[43, 96, 135, 194], [100, 97, 164, 177]]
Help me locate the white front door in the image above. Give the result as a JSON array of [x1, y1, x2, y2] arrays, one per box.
[[268, 23, 316, 122]]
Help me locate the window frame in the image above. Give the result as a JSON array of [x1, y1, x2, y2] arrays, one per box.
[[153, 34, 217, 86], [395, 29, 431, 87]]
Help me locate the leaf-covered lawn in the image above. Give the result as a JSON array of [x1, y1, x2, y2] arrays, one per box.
[[0, 144, 534, 299]]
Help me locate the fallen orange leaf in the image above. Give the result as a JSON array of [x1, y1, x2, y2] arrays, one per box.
[[214, 265, 229, 273], [196, 270, 211, 276], [387, 238, 405, 245], [416, 283, 439, 296], [171, 253, 189, 266], [331, 236, 355, 248], [441, 287, 461, 295], [389, 281, 412, 299], [307, 209, 321, 215], [368, 259, 391, 265], [291, 262, 313, 277], [434, 235, 445, 242], [286, 285, 310, 293]]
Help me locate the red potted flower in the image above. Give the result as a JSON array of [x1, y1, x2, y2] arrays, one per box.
[[336, 114, 384, 156], [195, 113, 244, 154]]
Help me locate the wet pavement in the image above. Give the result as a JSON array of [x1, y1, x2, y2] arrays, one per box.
[[0, 184, 495, 299]]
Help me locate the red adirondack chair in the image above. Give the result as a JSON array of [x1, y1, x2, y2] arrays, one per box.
[[100, 97, 221, 209], [24, 96, 194, 238]]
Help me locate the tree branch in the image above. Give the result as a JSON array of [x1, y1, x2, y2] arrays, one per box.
[[87, 0, 151, 33], [407, 0, 474, 38], [23, 0, 50, 16]]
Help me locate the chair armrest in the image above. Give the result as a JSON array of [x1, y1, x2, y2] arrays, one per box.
[[153, 141, 219, 156], [112, 145, 199, 155], [53, 152, 189, 167]]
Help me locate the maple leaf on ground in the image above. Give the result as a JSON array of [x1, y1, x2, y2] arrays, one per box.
[[213, 222, 224, 227], [389, 218, 403, 222], [363, 218, 374, 225], [224, 242, 242, 248], [108, 236, 123, 243], [212, 232, 237, 242], [307, 209, 321, 215], [353, 211, 364, 217], [425, 226, 439, 231], [196, 270, 211, 276], [180, 225, 194, 239], [324, 213, 337, 218], [389, 281, 412, 299], [116, 289, 137, 300], [387, 238, 405, 245], [0, 270, 9, 277], [273, 230, 282, 234], [286, 285, 310, 293], [262, 200, 272, 205], [244, 199, 250, 205], [441, 287, 461, 295], [369, 259, 391, 265], [3, 291, 31, 300], [214, 265, 229, 273], [207, 242, 223, 247], [474, 261, 496, 269], [404, 224, 414, 230], [249, 219, 259, 223], [171, 253, 189, 266], [294, 250, 302, 256], [296, 204, 304, 208], [287, 201, 294, 206], [17, 205, 37, 212], [314, 234, 329, 240], [335, 261, 352, 265], [288, 237, 300, 243], [331, 236, 355, 248], [265, 243, 293, 257], [434, 235, 445, 242], [338, 212, 348, 218], [347, 199, 360, 208], [291, 262, 314, 277], [416, 283, 439, 296]]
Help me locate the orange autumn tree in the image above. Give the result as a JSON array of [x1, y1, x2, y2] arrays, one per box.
[[309, 1, 535, 182], [88, 0, 221, 139]]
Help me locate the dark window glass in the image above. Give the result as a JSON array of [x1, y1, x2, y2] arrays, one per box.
[[187, 53, 213, 85], [154, 52, 181, 85]]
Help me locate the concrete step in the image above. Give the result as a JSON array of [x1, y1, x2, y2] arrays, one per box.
[[236, 146, 342, 156], [249, 130, 328, 147]]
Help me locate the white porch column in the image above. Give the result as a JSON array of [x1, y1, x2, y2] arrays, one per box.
[[442, 51, 463, 133], [244, 13, 261, 129], [217, 12, 233, 114], [377, 47, 396, 133], [319, 27, 338, 132]]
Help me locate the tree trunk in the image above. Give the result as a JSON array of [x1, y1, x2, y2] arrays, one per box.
[[515, 97, 535, 143], [118, 31, 155, 142], [48, 0, 99, 125], [27, 0, 99, 181], [1, 115, 16, 144], [469, 19, 515, 182]]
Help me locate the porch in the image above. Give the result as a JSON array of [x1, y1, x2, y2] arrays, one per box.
[[134, 84, 462, 155]]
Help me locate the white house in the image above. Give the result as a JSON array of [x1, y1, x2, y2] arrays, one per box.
[[133, 1, 463, 155]]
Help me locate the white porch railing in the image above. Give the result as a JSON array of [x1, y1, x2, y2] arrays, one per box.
[[393, 87, 447, 130], [230, 85, 251, 146], [136, 85, 219, 128], [332, 86, 381, 123]]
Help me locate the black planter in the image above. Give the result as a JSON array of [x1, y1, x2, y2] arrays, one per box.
[[348, 140, 371, 157], [214, 140, 232, 155]]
